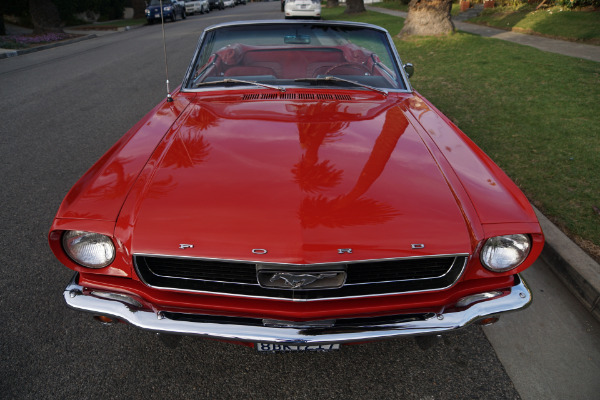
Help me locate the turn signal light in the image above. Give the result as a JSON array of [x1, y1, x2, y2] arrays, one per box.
[[477, 317, 499, 326], [94, 315, 116, 325]]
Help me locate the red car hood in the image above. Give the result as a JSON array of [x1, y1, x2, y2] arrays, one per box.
[[128, 94, 472, 263]]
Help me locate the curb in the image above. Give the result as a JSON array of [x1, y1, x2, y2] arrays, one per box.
[[534, 206, 600, 322], [0, 34, 98, 59]]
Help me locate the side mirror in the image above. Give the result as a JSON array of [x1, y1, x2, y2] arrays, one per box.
[[403, 63, 414, 78]]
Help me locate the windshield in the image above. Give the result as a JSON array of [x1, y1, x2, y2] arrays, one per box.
[[185, 23, 406, 91]]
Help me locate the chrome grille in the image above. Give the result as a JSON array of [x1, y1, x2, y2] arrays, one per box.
[[134, 255, 467, 301]]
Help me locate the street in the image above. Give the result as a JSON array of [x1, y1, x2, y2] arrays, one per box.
[[0, 3, 598, 399]]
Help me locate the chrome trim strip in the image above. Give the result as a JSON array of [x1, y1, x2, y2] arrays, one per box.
[[345, 256, 463, 285], [133, 254, 468, 301], [139, 255, 463, 286], [134, 252, 469, 266], [134, 254, 469, 302], [64, 274, 531, 344], [180, 20, 412, 94]]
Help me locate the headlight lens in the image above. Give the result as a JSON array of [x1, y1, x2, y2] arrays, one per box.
[[480, 234, 531, 272], [62, 231, 115, 269]]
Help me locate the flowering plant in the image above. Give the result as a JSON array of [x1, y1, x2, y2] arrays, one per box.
[[0, 33, 78, 49]]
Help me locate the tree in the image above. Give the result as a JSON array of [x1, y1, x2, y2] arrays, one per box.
[[399, 0, 454, 37], [345, 0, 365, 14], [1, 0, 29, 36], [326, 0, 339, 8], [131, 0, 146, 19], [29, 0, 63, 33]]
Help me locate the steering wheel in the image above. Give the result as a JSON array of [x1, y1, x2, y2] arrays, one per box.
[[323, 63, 372, 76]]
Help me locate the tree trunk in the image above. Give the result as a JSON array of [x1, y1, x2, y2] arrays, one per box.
[[29, 0, 63, 34], [326, 0, 339, 8], [132, 0, 147, 19], [0, 12, 5, 36], [399, 0, 454, 37], [345, 0, 365, 14]]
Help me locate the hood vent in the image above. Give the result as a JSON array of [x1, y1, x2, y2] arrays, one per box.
[[242, 93, 352, 101]]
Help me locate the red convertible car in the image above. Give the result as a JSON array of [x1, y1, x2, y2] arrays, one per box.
[[49, 21, 543, 352]]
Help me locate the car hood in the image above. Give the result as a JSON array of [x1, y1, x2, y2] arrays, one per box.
[[127, 93, 472, 263]]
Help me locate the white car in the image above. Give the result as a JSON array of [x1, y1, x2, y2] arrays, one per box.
[[284, 0, 321, 19], [223, 0, 235, 7], [185, 0, 209, 14]]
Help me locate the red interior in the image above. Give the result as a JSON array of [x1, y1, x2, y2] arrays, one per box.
[[211, 43, 382, 79]]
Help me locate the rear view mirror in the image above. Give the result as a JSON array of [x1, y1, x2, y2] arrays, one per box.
[[284, 34, 311, 45]]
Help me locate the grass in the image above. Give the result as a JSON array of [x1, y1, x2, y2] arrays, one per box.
[[469, 5, 600, 44], [369, 1, 462, 16], [323, 7, 600, 260], [368, 0, 410, 12]]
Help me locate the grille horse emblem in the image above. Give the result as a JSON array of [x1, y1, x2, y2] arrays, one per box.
[[269, 272, 339, 289]]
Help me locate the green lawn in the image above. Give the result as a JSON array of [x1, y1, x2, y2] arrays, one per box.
[[368, 2, 600, 44], [323, 7, 600, 260], [368, 0, 410, 12], [469, 5, 600, 44], [368, 1, 462, 16]]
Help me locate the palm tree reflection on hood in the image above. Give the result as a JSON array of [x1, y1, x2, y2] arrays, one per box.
[[297, 105, 409, 229], [292, 102, 347, 193], [160, 107, 216, 169]]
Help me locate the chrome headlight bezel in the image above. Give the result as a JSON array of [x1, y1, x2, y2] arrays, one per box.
[[62, 230, 116, 269], [480, 234, 531, 272]]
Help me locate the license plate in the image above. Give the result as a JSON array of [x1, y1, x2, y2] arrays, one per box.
[[155, 13, 160, 18], [256, 343, 340, 352]]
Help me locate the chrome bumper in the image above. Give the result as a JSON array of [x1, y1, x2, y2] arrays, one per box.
[[64, 274, 532, 344]]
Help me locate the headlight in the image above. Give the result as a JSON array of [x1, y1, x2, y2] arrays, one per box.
[[164, 6, 173, 11], [62, 231, 115, 269], [480, 234, 531, 272]]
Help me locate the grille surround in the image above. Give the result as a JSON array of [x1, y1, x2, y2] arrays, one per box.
[[134, 254, 468, 301]]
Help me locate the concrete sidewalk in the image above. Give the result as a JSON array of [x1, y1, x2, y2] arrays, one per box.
[[366, 5, 600, 62]]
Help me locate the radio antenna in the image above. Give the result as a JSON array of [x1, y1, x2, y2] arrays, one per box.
[[159, 0, 173, 102]]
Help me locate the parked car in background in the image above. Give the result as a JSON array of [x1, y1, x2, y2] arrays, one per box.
[[235, 0, 247, 4], [223, 0, 235, 7], [208, 0, 225, 10], [185, 0, 209, 14], [51, 20, 544, 352], [145, 0, 186, 23], [284, 0, 321, 19]]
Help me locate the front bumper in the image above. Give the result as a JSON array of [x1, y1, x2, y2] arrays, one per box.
[[64, 273, 532, 344], [145, 9, 173, 20]]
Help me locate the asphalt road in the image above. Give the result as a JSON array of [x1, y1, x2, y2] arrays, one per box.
[[1, 3, 522, 399]]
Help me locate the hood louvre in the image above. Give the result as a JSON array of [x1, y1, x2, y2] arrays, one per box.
[[241, 93, 353, 101]]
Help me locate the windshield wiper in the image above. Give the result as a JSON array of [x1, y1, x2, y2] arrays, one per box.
[[196, 78, 286, 92], [294, 76, 388, 97]]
